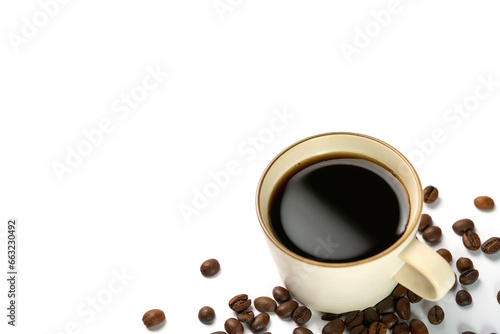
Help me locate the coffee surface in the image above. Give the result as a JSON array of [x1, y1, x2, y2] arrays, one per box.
[[270, 158, 409, 262]]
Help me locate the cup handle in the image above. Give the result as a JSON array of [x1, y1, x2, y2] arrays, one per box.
[[393, 238, 455, 301]]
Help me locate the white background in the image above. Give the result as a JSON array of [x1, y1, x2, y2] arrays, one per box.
[[1, 0, 500, 333]]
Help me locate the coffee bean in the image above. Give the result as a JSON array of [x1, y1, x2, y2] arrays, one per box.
[[293, 327, 313, 334], [250, 312, 270, 333], [422, 226, 442, 243], [462, 332, 476, 334], [456, 257, 474, 273], [276, 300, 298, 319], [407, 290, 422, 303], [498, 291, 500, 304], [423, 186, 439, 203], [229, 294, 251, 312], [200, 259, 220, 277], [456, 290, 473, 307], [198, 306, 215, 324], [375, 297, 395, 314], [391, 284, 408, 299], [436, 248, 452, 263], [395, 297, 410, 320], [321, 313, 339, 321], [272, 286, 291, 303], [452, 219, 475, 235], [459, 268, 479, 285], [482, 237, 500, 254], [409, 319, 428, 334], [362, 308, 379, 326], [142, 309, 165, 328], [345, 310, 363, 328], [380, 314, 397, 329], [254, 297, 277, 313], [322, 318, 345, 334], [225, 318, 244, 334], [211, 332, 227, 334], [351, 325, 368, 334], [393, 323, 409, 334], [427, 305, 444, 325], [474, 196, 495, 210], [418, 214, 433, 232], [463, 231, 481, 250], [292, 306, 312, 325], [368, 321, 387, 334], [237, 310, 254, 323]]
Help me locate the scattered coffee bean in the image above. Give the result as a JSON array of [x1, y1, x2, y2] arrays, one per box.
[[392, 284, 408, 299], [229, 294, 251, 312], [422, 225, 442, 243], [393, 323, 410, 334], [452, 219, 475, 235], [362, 308, 379, 326], [456, 290, 473, 307], [237, 310, 254, 323], [418, 214, 433, 232], [461, 332, 476, 334], [498, 291, 500, 304], [272, 286, 291, 303], [459, 268, 479, 285], [375, 297, 395, 314], [437, 248, 452, 263], [321, 313, 339, 321], [254, 296, 277, 313], [211, 332, 226, 334], [322, 318, 345, 334], [395, 297, 410, 320], [198, 306, 215, 324], [456, 257, 474, 273], [463, 231, 481, 251], [409, 319, 428, 334], [380, 314, 397, 329], [345, 310, 364, 328], [481, 237, 500, 254], [427, 305, 444, 325], [292, 306, 312, 325], [368, 321, 387, 334], [474, 196, 495, 210], [351, 325, 368, 334], [407, 290, 422, 303], [423, 185, 439, 203], [250, 312, 270, 333], [293, 327, 313, 334], [142, 309, 165, 328], [200, 258, 220, 277], [225, 317, 244, 334], [276, 300, 298, 319]]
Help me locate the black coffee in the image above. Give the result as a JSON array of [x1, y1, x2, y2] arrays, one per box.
[[269, 158, 408, 263]]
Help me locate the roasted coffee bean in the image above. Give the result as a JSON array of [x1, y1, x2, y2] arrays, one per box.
[[459, 268, 479, 285], [498, 291, 500, 304], [272, 286, 291, 303], [380, 314, 397, 329], [250, 313, 270, 333], [392, 284, 408, 299], [198, 306, 215, 324], [352, 325, 369, 334], [418, 214, 432, 232], [345, 310, 364, 328], [456, 290, 473, 306], [436, 248, 452, 263], [393, 323, 410, 334], [452, 219, 475, 235], [200, 259, 220, 277], [422, 226, 442, 243], [211, 332, 227, 334], [482, 237, 500, 254], [407, 290, 422, 303], [461, 332, 476, 334], [237, 310, 254, 323], [293, 327, 313, 334], [409, 319, 428, 334], [375, 297, 395, 314], [254, 297, 277, 312], [474, 196, 495, 210], [292, 306, 312, 325], [229, 294, 251, 312], [321, 313, 339, 321], [423, 186, 439, 203], [322, 318, 345, 334], [362, 308, 379, 326], [276, 300, 298, 319], [225, 318, 244, 334], [463, 231, 481, 251], [427, 305, 444, 325], [456, 257, 474, 273], [368, 321, 387, 334], [142, 309, 165, 328], [395, 297, 410, 320]]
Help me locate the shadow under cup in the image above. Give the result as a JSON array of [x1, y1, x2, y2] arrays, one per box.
[[256, 132, 424, 312]]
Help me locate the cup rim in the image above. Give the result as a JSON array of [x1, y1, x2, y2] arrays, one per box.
[[255, 132, 423, 268]]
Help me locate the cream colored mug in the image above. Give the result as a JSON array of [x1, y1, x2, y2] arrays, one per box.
[[256, 132, 455, 313]]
